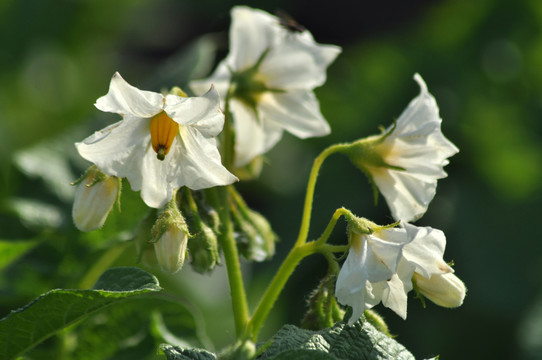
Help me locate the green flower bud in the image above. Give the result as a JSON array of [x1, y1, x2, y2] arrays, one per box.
[[187, 221, 220, 274], [71, 166, 120, 232], [231, 202, 277, 262], [179, 188, 221, 273]]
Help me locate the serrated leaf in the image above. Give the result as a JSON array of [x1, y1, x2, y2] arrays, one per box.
[[0, 239, 39, 269], [267, 349, 339, 360], [0, 267, 162, 360], [258, 318, 415, 360], [161, 344, 217, 360]]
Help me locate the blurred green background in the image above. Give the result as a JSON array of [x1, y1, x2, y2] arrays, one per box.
[[1, 0, 542, 359]]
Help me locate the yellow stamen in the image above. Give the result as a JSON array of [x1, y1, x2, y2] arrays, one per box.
[[150, 112, 179, 161]]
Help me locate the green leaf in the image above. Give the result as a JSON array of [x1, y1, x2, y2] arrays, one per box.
[[66, 299, 201, 360], [267, 349, 339, 360], [258, 317, 415, 360], [0, 267, 162, 360], [0, 239, 39, 269], [161, 344, 217, 360]]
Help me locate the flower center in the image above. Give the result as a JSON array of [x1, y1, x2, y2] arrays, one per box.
[[150, 112, 179, 161]]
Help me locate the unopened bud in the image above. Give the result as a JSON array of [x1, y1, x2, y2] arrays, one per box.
[[229, 187, 277, 262], [187, 221, 220, 274], [152, 198, 190, 273], [72, 166, 120, 232], [414, 272, 466, 308]]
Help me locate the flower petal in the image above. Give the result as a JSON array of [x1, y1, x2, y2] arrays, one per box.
[[170, 126, 238, 190], [371, 161, 443, 223], [95, 72, 164, 117], [260, 38, 340, 90], [258, 90, 330, 139], [230, 99, 283, 167], [229, 6, 280, 71], [165, 86, 224, 137], [402, 223, 452, 278], [189, 62, 231, 99], [366, 228, 409, 275], [391, 74, 458, 156], [75, 116, 150, 180]]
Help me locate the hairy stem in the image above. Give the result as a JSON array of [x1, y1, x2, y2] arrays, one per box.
[[208, 186, 249, 338]]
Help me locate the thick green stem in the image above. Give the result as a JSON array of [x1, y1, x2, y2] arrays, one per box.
[[208, 186, 249, 338], [294, 144, 348, 247], [248, 241, 318, 340]]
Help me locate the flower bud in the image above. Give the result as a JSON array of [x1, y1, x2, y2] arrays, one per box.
[[232, 206, 277, 262], [72, 166, 120, 232], [228, 186, 277, 262], [152, 198, 190, 273], [187, 221, 220, 274], [414, 272, 466, 308]]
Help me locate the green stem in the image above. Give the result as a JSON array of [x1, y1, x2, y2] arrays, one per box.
[[314, 207, 353, 246], [248, 241, 319, 341], [208, 186, 249, 338], [294, 144, 348, 247]]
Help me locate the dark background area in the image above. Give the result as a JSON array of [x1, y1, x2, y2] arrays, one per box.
[[1, 0, 542, 359]]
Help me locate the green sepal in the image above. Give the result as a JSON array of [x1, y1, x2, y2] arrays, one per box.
[[151, 196, 191, 244]]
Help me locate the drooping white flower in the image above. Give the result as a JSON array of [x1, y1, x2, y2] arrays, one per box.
[[335, 225, 410, 324], [345, 74, 458, 222], [72, 166, 120, 231], [190, 6, 341, 167], [336, 222, 460, 323], [76, 72, 237, 208], [369, 223, 454, 319]]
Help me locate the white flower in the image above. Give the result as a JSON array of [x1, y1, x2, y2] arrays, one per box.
[[76, 72, 237, 208], [355, 74, 459, 222], [335, 226, 410, 324], [336, 223, 458, 323], [190, 6, 341, 167], [369, 223, 453, 319], [72, 166, 119, 231]]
